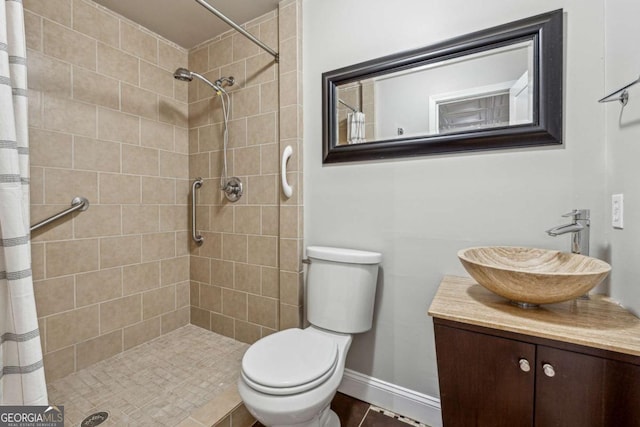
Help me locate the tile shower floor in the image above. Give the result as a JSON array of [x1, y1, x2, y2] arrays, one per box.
[[47, 325, 249, 426]]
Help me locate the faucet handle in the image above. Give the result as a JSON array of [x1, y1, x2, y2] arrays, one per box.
[[562, 209, 590, 221], [562, 210, 580, 218]]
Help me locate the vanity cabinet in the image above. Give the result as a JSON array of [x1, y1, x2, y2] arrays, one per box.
[[434, 322, 534, 427], [434, 319, 640, 427]]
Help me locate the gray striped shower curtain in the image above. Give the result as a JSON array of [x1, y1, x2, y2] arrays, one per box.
[[0, 0, 48, 405]]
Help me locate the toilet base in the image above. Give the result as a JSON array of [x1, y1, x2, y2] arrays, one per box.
[[325, 409, 340, 427], [270, 406, 340, 427]]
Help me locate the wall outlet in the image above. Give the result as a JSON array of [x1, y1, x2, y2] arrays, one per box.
[[612, 194, 624, 229]]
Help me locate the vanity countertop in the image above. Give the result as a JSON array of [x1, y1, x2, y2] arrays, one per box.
[[428, 275, 640, 357]]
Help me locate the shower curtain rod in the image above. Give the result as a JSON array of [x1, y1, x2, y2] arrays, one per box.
[[194, 0, 279, 63]]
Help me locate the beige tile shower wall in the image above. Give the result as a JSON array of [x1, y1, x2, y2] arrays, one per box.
[[25, 0, 190, 382], [278, 0, 304, 331], [188, 9, 282, 344]]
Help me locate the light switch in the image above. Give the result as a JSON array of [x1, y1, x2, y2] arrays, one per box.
[[612, 194, 624, 229]]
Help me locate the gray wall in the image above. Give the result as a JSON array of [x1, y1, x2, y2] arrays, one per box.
[[606, 0, 640, 316], [303, 0, 606, 397]]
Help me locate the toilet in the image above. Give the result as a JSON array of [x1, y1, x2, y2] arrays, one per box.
[[238, 246, 382, 427]]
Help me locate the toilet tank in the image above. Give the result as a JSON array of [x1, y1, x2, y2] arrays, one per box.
[[306, 246, 382, 334]]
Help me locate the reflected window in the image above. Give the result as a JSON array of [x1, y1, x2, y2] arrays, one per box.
[[438, 93, 510, 133]]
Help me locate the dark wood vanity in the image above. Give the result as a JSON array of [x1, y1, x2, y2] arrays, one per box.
[[429, 276, 640, 427]]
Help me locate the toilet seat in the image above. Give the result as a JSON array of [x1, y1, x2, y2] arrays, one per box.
[[241, 328, 339, 396]]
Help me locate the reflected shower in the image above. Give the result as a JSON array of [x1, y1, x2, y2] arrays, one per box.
[[174, 67, 242, 202]]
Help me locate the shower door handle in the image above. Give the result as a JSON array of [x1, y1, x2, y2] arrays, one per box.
[[281, 145, 293, 198], [192, 178, 204, 245]]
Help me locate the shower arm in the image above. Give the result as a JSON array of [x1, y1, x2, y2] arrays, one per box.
[[194, 0, 279, 63]]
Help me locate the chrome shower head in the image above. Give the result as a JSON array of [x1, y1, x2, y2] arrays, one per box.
[[173, 67, 193, 82], [173, 67, 223, 93]]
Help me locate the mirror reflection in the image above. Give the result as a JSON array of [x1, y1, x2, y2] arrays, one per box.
[[323, 9, 562, 163], [336, 40, 534, 146]]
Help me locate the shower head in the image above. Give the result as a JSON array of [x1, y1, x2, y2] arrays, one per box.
[[173, 67, 193, 82], [173, 67, 223, 93]]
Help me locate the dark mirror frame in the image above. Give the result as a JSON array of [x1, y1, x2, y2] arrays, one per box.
[[322, 9, 563, 164]]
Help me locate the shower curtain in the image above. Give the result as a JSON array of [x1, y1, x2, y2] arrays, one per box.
[[0, 0, 48, 405]]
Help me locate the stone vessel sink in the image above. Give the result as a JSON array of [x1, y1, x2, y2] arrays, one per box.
[[458, 247, 611, 306]]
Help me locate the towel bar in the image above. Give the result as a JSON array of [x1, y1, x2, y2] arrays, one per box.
[[598, 75, 640, 106]]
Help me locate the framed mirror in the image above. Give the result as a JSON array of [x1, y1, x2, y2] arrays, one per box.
[[322, 9, 563, 163]]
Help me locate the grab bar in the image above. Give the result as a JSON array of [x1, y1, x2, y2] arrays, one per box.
[[30, 196, 89, 232], [598, 74, 640, 106], [192, 178, 204, 245], [281, 145, 293, 198]]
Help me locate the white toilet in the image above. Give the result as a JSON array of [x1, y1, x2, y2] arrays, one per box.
[[238, 246, 382, 427]]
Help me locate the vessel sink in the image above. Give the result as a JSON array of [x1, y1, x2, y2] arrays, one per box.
[[458, 246, 611, 306]]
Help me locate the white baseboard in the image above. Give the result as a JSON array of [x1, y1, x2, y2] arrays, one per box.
[[338, 369, 442, 427]]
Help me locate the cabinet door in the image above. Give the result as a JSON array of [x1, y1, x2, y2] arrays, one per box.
[[535, 345, 640, 427], [435, 325, 536, 427]]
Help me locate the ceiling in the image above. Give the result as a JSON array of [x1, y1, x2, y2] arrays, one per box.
[[94, 0, 280, 49]]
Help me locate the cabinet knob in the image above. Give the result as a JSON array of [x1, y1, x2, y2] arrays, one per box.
[[543, 363, 556, 377], [518, 358, 531, 372]]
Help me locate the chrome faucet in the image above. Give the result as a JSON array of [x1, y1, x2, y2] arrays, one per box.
[[546, 209, 590, 256]]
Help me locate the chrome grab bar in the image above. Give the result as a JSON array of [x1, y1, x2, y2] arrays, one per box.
[[30, 196, 89, 232], [192, 178, 204, 245]]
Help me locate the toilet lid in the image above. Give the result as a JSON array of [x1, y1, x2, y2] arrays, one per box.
[[242, 329, 338, 391]]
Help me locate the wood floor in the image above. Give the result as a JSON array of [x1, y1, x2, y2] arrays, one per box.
[[331, 393, 424, 427], [254, 392, 427, 427]]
